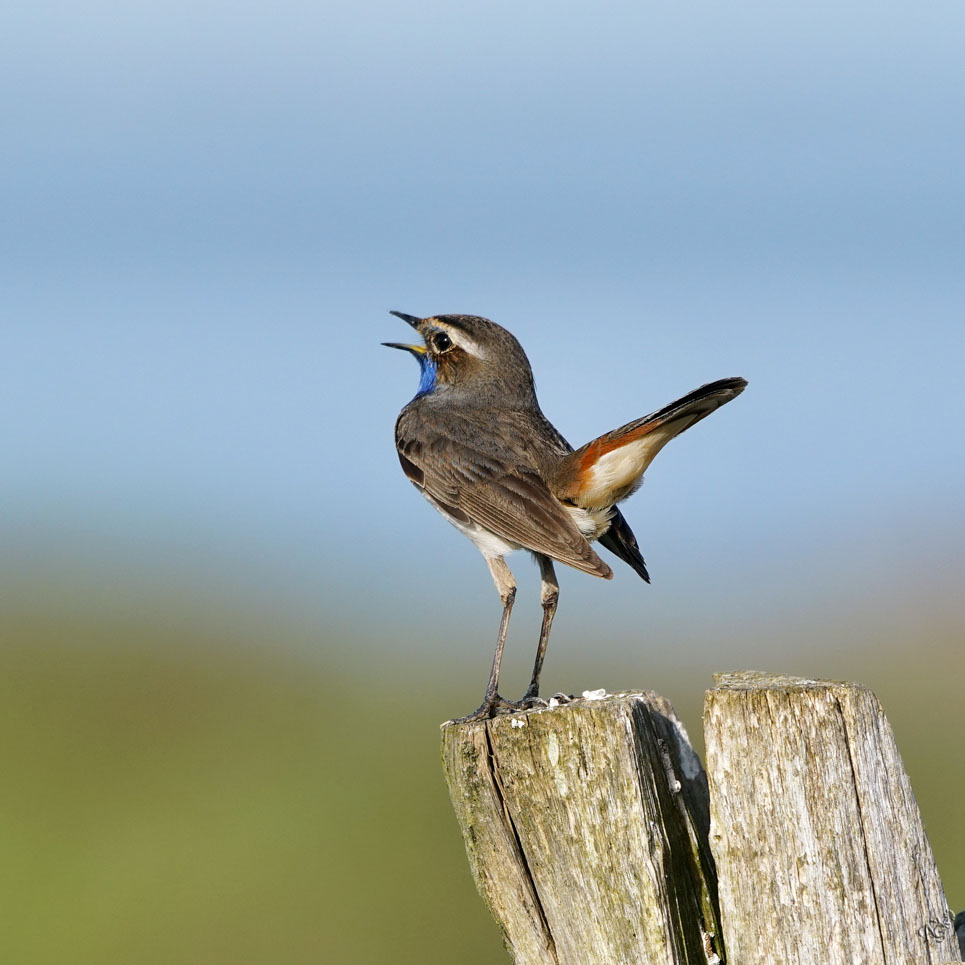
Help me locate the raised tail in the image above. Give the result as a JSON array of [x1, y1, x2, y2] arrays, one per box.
[[553, 377, 747, 510]]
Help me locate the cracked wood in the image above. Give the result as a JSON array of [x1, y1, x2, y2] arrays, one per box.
[[441, 692, 723, 965], [704, 671, 959, 965]]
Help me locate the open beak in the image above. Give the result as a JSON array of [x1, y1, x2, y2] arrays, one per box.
[[382, 341, 426, 356], [388, 310, 422, 329], [382, 310, 427, 356]]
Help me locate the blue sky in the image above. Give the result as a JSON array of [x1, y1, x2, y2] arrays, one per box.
[[3, 0, 963, 681]]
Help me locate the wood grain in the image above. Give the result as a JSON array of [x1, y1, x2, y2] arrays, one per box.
[[441, 692, 723, 964], [704, 671, 959, 965]]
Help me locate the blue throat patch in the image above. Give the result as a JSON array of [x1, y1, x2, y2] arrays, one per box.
[[414, 354, 437, 398]]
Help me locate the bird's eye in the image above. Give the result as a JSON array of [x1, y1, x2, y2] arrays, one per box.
[[431, 331, 453, 353]]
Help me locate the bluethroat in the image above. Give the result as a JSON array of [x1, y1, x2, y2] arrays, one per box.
[[385, 312, 746, 721]]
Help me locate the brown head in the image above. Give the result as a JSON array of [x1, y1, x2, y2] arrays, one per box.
[[383, 311, 538, 406]]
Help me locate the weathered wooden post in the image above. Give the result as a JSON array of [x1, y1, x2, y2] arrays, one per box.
[[704, 671, 960, 965], [441, 691, 724, 964], [442, 674, 961, 964]]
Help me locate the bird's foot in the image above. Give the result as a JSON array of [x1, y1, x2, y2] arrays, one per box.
[[447, 693, 522, 725], [517, 690, 574, 710], [518, 690, 547, 710]]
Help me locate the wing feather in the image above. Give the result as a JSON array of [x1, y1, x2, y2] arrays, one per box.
[[396, 414, 612, 578]]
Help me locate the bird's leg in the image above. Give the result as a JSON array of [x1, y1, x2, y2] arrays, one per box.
[[450, 557, 519, 723], [521, 555, 559, 707]]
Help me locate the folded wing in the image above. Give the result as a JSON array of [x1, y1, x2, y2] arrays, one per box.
[[397, 419, 613, 579]]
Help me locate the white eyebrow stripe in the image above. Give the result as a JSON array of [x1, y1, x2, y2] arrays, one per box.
[[434, 323, 486, 359]]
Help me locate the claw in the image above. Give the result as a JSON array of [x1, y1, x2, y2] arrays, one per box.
[[447, 693, 523, 724], [518, 694, 548, 710]]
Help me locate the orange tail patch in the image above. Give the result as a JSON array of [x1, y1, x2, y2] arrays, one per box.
[[554, 377, 746, 509]]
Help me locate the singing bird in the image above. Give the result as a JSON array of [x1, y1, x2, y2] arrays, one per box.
[[385, 311, 746, 721]]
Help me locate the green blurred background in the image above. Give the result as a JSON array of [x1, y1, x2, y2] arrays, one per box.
[[3, 0, 964, 961], [1, 568, 961, 963]]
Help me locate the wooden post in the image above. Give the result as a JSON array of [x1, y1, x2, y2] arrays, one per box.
[[441, 691, 724, 965], [704, 671, 960, 965]]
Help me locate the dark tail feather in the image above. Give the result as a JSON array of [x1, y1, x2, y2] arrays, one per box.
[[629, 376, 748, 435], [599, 508, 650, 583]]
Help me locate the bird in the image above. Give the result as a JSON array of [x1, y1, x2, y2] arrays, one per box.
[[384, 311, 746, 721]]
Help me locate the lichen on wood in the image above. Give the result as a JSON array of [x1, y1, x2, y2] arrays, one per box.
[[441, 692, 723, 965]]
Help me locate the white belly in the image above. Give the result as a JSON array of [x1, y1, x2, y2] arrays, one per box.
[[422, 490, 521, 560]]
